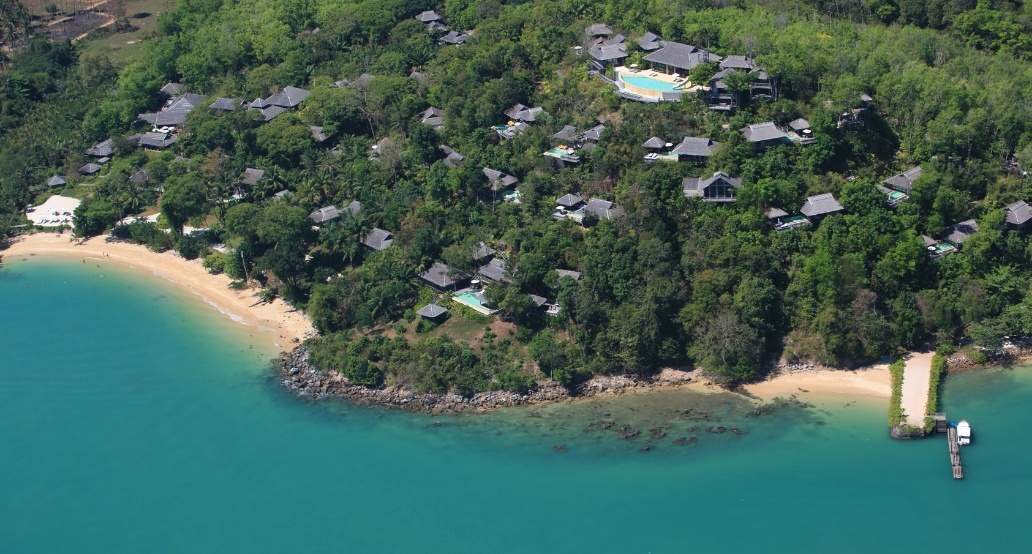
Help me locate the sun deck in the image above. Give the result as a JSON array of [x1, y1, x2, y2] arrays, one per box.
[[452, 289, 498, 315], [612, 66, 705, 101]]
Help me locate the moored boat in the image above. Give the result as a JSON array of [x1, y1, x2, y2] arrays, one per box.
[[957, 420, 972, 446]]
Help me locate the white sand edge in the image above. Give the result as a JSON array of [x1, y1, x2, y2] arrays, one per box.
[[3, 232, 314, 350]]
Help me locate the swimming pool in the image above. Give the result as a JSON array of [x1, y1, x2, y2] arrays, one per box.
[[619, 73, 680, 92]]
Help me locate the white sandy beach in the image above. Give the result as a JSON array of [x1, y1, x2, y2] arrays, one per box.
[[744, 366, 891, 399], [3, 232, 314, 349]]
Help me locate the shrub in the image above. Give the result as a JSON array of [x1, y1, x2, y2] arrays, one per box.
[[887, 358, 905, 428], [202, 251, 225, 274], [175, 234, 205, 260]]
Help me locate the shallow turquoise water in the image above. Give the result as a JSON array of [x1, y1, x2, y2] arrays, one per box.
[[2, 258, 1030, 552], [619, 73, 679, 92]]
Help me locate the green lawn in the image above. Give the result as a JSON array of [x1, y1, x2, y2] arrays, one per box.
[[78, 0, 178, 66]]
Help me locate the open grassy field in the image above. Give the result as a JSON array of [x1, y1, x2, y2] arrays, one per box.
[[73, 0, 178, 66]]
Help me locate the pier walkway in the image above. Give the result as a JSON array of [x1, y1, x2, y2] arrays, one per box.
[[900, 351, 934, 427]]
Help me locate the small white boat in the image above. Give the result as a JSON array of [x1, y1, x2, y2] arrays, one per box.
[[957, 420, 972, 446]]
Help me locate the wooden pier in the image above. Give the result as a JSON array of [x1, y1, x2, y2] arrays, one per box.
[[946, 420, 964, 480]]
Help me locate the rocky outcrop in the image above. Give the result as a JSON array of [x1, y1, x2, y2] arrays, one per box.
[[890, 425, 927, 439], [273, 346, 700, 414]]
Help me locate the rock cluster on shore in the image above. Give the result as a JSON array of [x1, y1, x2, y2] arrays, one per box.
[[273, 346, 700, 414]]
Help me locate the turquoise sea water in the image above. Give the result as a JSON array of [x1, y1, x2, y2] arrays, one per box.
[[2, 258, 1032, 552]]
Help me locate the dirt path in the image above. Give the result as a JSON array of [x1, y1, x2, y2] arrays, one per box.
[[901, 351, 934, 426]]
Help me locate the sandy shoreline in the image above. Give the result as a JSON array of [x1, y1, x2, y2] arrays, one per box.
[[2, 232, 314, 351], [4, 232, 893, 405]]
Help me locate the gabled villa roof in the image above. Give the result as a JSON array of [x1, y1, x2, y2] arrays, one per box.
[[80, 163, 102, 175], [240, 168, 265, 187], [420, 106, 444, 127], [643, 41, 721, 71], [210, 97, 242, 111], [478, 257, 512, 283], [160, 82, 186, 96], [86, 139, 116, 157], [556, 269, 583, 281], [440, 145, 465, 167], [583, 198, 623, 220], [682, 172, 742, 198], [589, 43, 627, 62], [47, 175, 66, 187], [638, 31, 663, 51], [417, 303, 448, 318], [643, 136, 668, 149], [416, 10, 441, 23], [504, 103, 546, 122], [483, 167, 519, 190], [553, 125, 578, 142], [800, 193, 844, 217], [765, 207, 789, 219], [581, 124, 606, 142], [473, 242, 497, 260], [556, 193, 585, 208], [672, 136, 721, 157], [604, 34, 626, 46], [439, 30, 471, 44], [309, 205, 340, 224], [884, 166, 923, 192], [363, 228, 394, 250], [740, 121, 788, 143], [1004, 200, 1032, 226], [585, 23, 613, 36], [719, 55, 759, 71], [945, 220, 979, 244], [266, 86, 310, 108], [420, 262, 467, 288]]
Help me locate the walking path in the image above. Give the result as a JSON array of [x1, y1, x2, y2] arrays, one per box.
[[901, 351, 934, 426]]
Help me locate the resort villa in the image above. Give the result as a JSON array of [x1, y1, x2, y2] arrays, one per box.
[[682, 172, 742, 202], [766, 207, 811, 232], [740, 122, 790, 149], [671, 136, 722, 163], [924, 219, 980, 259], [884, 166, 923, 193], [800, 193, 845, 222], [1004, 200, 1032, 229]]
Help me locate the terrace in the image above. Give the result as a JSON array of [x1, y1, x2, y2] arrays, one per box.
[[612, 66, 704, 102]]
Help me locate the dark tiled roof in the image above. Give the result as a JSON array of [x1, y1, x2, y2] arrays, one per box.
[[80, 163, 102, 175], [240, 168, 265, 186], [210, 97, 241, 111], [477, 258, 511, 283], [420, 107, 444, 127], [483, 168, 519, 190], [581, 124, 606, 142], [553, 125, 578, 142], [638, 32, 663, 50], [643, 136, 667, 149], [129, 168, 149, 185], [800, 193, 844, 217], [255, 105, 287, 121], [556, 193, 584, 208], [266, 86, 310, 108], [530, 294, 548, 308], [765, 207, 789, 219], [672, 136, 721, 157], [584, 198, 623, 220], [439, 31, 471, 44], [420, 262, 467, 288], [884, 166, 923, 192], [309, 205, 340, 224], [719, 55, 758, 70], [945, 220, 979, 244], [417, 303, 448, 318], [363, 228, 394, 250], [473, 242, 497, 260], [603, 34, 626, 46], [86, 139, 116, 157], [47, 175, 66, 187], [416, 10, 441, 22], [555, 269, 582, 281], [585, 23, 613, 36], [643, 41, 720, 71], [440, 145, 465, 167], [504, 104, 546, 122], [789, 118, 811, 131], [1004, 200, 1032, 226], [137, 132, 177, 149], [160, 82, 186, 95], [682, 172, 742, 199], [740, 121, 788, 143]]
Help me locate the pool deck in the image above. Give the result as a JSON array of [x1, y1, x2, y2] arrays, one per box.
[[613, 66, 706, 101]]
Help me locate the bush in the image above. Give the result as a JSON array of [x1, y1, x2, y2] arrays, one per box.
[[175, 234, 205, 260], [202, 251, 225, 274], [926, 353, 945, 416], [887, 358, 905, 428]]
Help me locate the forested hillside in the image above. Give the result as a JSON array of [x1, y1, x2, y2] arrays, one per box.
[[3, 0, 1032, 392]]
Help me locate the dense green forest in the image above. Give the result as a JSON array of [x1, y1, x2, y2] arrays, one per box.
[[3, 0, 1032, 392]]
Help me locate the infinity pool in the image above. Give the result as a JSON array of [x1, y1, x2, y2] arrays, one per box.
[[619, 73, 680, 92]]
